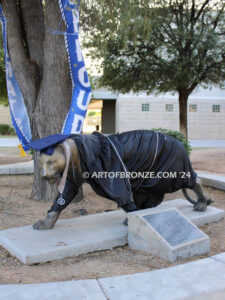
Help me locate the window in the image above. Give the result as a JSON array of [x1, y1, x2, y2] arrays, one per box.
[[165, 104, 173, 112], [212, 105, 220, 112], [141, 103, 150, 111], [189, 104, 197, 112]]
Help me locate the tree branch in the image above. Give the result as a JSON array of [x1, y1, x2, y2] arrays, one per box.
[[190, 0, 195, 22], [187, 82, 198, 94], [212, 4, 225, 30], [194, 0, 210, 21]]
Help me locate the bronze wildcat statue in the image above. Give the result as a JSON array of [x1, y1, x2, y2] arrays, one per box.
[[31, 130, 212, 230]]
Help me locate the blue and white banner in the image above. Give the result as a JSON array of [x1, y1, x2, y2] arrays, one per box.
[[59, 0, 92, 134], [0, 5, 32, 150]]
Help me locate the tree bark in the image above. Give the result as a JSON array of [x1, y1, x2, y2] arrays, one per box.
[[32, 0, 72, 201], [178, 90, 189, 139], [1, 0, 39, 119]]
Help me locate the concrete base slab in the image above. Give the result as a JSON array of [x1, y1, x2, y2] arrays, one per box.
[[128, 208, 210, 262], [99, 257, 225, 300], [159, 199, 225, 226], [0, 210, 127, 265], [0, 200, 223, 265], [0, 279, 105, 300], [211, 252, 225, 264]]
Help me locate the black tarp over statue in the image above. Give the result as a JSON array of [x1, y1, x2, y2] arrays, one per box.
[[27, 130, 197, 211]]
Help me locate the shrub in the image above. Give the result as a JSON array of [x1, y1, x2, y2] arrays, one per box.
[[0, 124, 16, 136], [152, 128, 192, 155], [88, 111, 96, 117]]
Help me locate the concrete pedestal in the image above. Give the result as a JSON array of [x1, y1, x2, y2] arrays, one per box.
[[128, 208, 210, 262]]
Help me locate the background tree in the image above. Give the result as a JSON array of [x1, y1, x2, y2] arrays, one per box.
[[1, 0, 72, 201], [81, 0, 225, 138]]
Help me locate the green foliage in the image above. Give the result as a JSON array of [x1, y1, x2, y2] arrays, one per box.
[[81, 0, 225, 94], [29, 148, 35, 160], [152, 128, 192, 155], [0, 97, 8, 106], [0, 124, 16, 136], [88, 111, 96, 116]]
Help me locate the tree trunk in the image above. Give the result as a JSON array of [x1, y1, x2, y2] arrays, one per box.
[[178, 91, 189, 139], [31, 0, 72, 201], [2, 0, 83, 202]]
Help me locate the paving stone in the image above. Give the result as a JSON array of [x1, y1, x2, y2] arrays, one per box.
[[99, 257, 225, 300], [186, 289, 225, 300], [211, 251, 225, 264], [0, 279, 105, 300], [0, 210, 127, 264], [128, 208, 210, 262]]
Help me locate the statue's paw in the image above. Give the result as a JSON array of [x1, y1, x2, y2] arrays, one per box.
[[33, 220, 53, 230], [123, 218, 128, 226], [194, 202, 207, 212], [207, 199, 213, 205]]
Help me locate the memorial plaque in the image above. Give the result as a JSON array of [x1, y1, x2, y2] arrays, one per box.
[[143, 210, 204, 246]]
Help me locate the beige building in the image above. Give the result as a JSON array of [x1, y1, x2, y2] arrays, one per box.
[[90, 86, 225, 139], [1, 86, 225, 139], [0, 105, 12, 125]]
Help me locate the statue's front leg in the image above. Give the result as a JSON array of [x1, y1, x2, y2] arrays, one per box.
[[33, 179, 79, 230], [33, 211, 60, 230]]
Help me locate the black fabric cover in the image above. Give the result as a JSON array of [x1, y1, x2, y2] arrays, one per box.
[[70, 130, 197, 207], [109, 130, 197, 193], [70, 132, 133, 207], [27, 130, 197, 209]]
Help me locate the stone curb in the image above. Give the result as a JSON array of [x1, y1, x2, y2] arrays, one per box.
[[0, 161, 34, 175], [197, 171, 225, 191], [1, 253, 225, 300]]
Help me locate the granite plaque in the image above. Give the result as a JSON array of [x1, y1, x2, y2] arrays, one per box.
[[143, 210, 204, 246]]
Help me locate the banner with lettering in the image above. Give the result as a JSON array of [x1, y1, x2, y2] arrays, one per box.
[[0, 5, 32, 150], [59, 0, 92, 134]]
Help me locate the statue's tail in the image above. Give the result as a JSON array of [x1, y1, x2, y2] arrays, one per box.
[[182, 188, 213, 206], [182, 188, 198, 205]]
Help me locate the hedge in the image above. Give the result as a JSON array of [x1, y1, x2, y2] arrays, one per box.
[[152, 128, 192, 155]]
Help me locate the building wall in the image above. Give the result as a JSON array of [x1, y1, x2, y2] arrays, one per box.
[[0, 105, 12, 125], [102, 100, 116, 134], [116, 87, 225, 139]]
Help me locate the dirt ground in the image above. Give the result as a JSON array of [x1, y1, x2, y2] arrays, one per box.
[[0, 148, 225, 284]]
